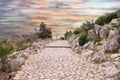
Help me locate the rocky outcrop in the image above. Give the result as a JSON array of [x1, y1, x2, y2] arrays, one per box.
[[110, 18, 120, 24], [102, 30, 119, 52], [81, 49, 94, 58], [88, 29, 96, 39], [99, 26, 109, 39], [88, 51, 107, 63], [99, 61, 120, 78], [6, 39, 54, 73], [94, 24, 102, 36], [10, 57, 25, 71], [108, 30, 119, 41], [111, 53, 120, 69]]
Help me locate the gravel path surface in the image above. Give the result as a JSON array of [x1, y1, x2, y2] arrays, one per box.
[[14, 40, 108, 80]]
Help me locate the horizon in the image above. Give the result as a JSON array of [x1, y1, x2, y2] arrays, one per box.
[[0, 0, 120, 39]]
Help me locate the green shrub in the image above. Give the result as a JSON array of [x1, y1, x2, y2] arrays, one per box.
[[95, 10, 120, 26], [108, 21, 120, 32], [73, 28, 82, 35], [64, 31, 73, 39], [79, 32, 88, 46], [0, 41, 17, 71], [89, 35, 101, 43], [81, 20, 95, 32]]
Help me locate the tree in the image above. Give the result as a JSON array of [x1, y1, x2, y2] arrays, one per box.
[[39, 22, 46, 31], [38, 22, 52, 39]]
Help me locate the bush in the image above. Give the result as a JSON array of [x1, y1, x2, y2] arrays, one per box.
[[81, 20, 95, 32], [73, 28, 82, 35], [15, 38, 33, 51], [79, 32, 88, 46], [89, 35, 101, 43], [108, 20, 120, 32], [0, 41, 17, 71], [64, 31, 73, 39], [95, 10, 120, 26], [38, 22, 52, 39]]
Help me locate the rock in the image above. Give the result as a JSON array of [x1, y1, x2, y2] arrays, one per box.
[[10, 57, 25, 71], [88, 51, 107, 63], [81, 49, 94, 58], [83, 41, 91, 49], [94, 24, 102, 36], [111, 53, 120, 60], [32, 42, 42, 49], [88, 29, 95, 36], [8, 52, 18, 59], [99, 61, 119, 77], [102, 37, 119, 52], [108, 30, 119, 41], [110, 18, 120, 24], [99, 26, 109, 39], [68, 35, 79, 49], [7, 72, 16, 79], [88, 42, 96, 50], [114, 61, 120, 69], [74, 47, 80, 53], [20, 53, 29, 60], [0, 59, 2, 69]]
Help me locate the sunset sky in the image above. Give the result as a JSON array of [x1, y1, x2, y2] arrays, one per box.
[[0, 0, 120, 39]]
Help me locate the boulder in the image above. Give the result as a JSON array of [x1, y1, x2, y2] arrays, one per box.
[[0, 59, 2, 69], [8, 52, 18, 59], [83, 41, 91, 49], [81, 49, 94, 58], [10, 57, 25, 71], [108, 30, 119, 41], [99, 26, 109, 39], [20, 52, 29, 60], [88, 29, 95, 36], [111, 53, 120, 60], [94, 24, 102, 36], [74, 47, 80, 53], [110, 18, 120, 24], [114, 61, 120, 69], [88, 51, 107, 63], [102, 37, 119, 52], [88, 42, 96, 50], [99, 61, 119, 77]]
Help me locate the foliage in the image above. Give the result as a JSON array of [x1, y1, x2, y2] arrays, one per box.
[[73, 28, 82, 35], [0, 40, 17, 71], [78, 32, 88, 46], [38, 22, 52, 39], [64, 31, 73, 39], [109, 21, 120, 32], [81, 20, 95, 32], [73, 20, 94, 35], [95, 10, 120, 26], [89, 35, 101, 43], [15, 38, 33, 51]]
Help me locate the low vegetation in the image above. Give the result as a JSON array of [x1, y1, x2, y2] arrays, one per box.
[[0, 40, 17, 72], [95, 10, 120, 26], [71, 10, 120, 46], [78, 32, 88, 46], [0, 22, 53, 73]]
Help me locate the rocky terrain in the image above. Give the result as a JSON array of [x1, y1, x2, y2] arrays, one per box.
[[14, 40, 108, 80], [68, 18, 120, 80], [0, 39, 54, 80]]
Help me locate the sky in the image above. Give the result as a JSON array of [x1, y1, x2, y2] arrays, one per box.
[[0, 0, 120, 39]]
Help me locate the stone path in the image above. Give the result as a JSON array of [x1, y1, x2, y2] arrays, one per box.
[[14, 40, 107, 80]]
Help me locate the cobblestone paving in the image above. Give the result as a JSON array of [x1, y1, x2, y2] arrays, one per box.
[[14, 40, 110, 80]]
